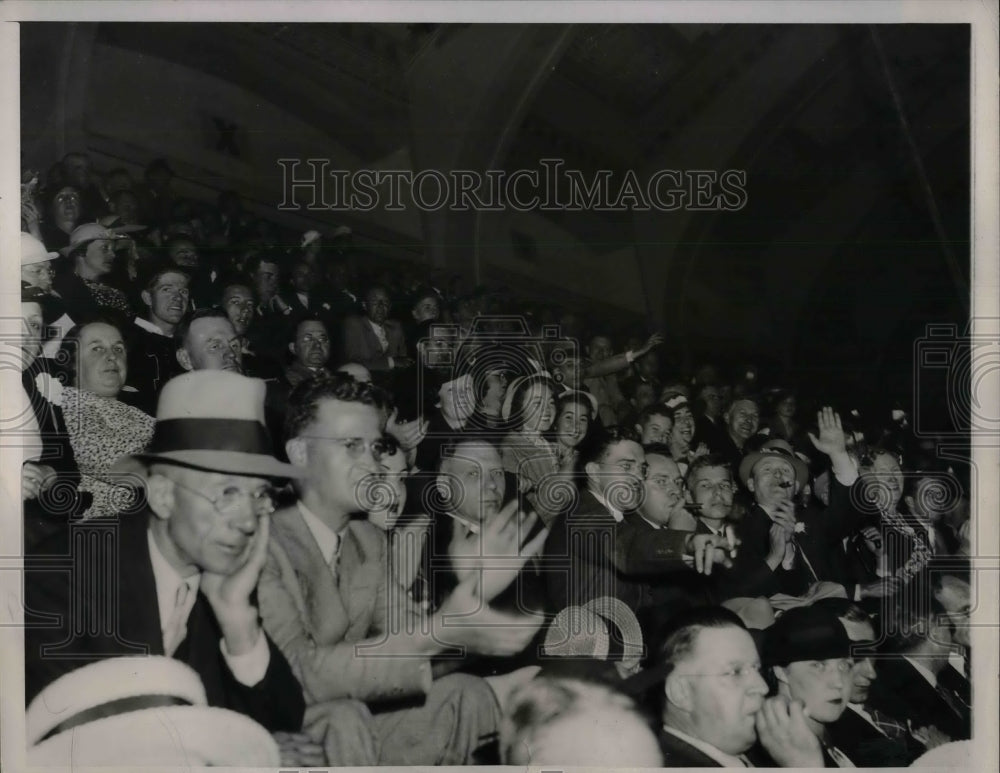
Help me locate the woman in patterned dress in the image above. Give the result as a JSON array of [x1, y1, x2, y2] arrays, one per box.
[[55, 319, 156, 518]]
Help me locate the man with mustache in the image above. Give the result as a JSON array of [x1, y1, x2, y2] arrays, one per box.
[[127, 262, 190, 414]]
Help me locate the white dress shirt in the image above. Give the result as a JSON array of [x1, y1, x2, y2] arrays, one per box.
[[146, 529, 269, 686], [298, 500, 347, 566], [134, 316, 169, 336]]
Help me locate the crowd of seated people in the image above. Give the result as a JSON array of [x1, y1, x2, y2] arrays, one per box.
[[18, 152, 976, 767]]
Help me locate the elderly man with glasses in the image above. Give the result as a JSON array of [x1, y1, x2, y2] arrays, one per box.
[[25, 371, 308, 752]]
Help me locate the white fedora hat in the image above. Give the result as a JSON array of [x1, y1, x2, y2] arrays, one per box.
[[20, 232, 59, 265], [111, 370, 302, 479], [27, 656, 280, 766]]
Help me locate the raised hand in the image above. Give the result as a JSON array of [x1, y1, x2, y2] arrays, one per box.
[[755, 696, 824, 768], [808, 406, 847, 458], [385, 407, 428, 451], [638, 333, 665, 355]]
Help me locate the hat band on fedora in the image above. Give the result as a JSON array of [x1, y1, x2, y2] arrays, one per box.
[[38, 694, 192, 743], [148, 418, 271, 456]]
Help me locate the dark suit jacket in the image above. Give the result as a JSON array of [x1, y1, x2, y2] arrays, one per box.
[[24, 511, 305, 732], [341, 315, 407, 372], [658, 727, 724, 767], [866, 656, 970, 741], [125, 322, 181, 415], [543, 489, 689, 614], [827, 704, 922, 767]]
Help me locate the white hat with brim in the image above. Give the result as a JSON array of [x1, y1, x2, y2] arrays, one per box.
[[738, 438, 810, 486], [27, 656, 279, 766], [110, 370, 302, 480], [58, 222, 127, 257], [544, 596, 643, 672], [21, 232, 59, 265]]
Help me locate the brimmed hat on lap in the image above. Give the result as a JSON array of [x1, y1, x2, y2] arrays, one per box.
[[112, 370, 302, 479], [27, 657, 279, 766]]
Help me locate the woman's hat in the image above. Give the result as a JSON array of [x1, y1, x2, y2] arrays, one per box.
[[738, 437, 810, 486], [27, 656, 280, 766], [111, 370, 302, 479], [544, 596, 644, 674], [558, 387, 599, 420], [762, 605, 852, 666], [58, 222, 127, 257]]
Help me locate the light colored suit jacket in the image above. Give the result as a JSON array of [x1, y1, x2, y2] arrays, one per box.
[[341, 315, 407, 371], [258, 505, 430, 705]]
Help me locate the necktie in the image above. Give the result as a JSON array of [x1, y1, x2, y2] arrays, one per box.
[[936, 681, 969, 717], [371, 322, 388, 352], [865, 706, 908, 740], [163, 580, 193, 657]]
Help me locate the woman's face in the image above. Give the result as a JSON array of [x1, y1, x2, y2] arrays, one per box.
[[520, 382, 556, 433], [77, 239, 116, 279], [412, 296, 440, 323], [51, 187, 81, 225], [76, 322, 127, 397], [555, 401, 590, 448]]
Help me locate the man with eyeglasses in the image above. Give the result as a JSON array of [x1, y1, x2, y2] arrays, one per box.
[[544, 427, 736, 617], [126, 261, 191, 414], [257, 373, 516, 764], [657, 606, 825, 767], [25, 371, 308, 750]]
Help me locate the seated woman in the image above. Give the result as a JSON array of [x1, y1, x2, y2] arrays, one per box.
[[499, 374, 563, 526], [762, 605, 859, 766], [56, 318, 156, 518], [549, 390, 597, 475], [53, 224, 133, 323]]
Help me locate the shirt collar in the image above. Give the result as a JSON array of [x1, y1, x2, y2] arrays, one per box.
[[297, 500, 347, 565], [639, 515, 662, 530], [134, 316, 169, 337], [147, 528, 200, 633], [846, 703, 887, 735], [661, 725, 749, 767], [445, 510, 481, 536], [903, 655, 938, 688], [699, 517, 727, 537], [590, 487, 623, 522]]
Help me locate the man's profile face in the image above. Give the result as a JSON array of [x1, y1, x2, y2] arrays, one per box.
[[777, 658, 853, 725], [840, 619, 878, 703], [588, 336, 613, 363], [253, 261, 280, 300], [183, 317, 241, 372], [747, 457, 796, 507], [365, 288, 391, 324], [293, 320, 331, 369], [439, 442, 506, 524], [222, 285, 255, 336], [726, 400, 760, 444], [438, 375, 476, 424], [589, 440, 645, 512], [935, 575, 972, 648], [640, 454, 684, 526], [673, 626, 767, 755], [144, 271, 190, 327], [636, 350, 659, 381], [168, 239, 199, 269], [157, 467, 270, 575], [638, 411, 672, 445], [688, 465, 734, 522]]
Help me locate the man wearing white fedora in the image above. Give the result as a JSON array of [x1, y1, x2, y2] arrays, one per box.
[[25, 371, 307, 738]]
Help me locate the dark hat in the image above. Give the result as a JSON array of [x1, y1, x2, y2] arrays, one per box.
[[738, 437, 810, 486], [21, 285, 64, 328], [762, 605, 852, 666]]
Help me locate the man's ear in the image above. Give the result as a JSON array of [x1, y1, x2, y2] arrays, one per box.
[[634, 423, 643, 436], [288, 342, 297, 357], [665, 672, 693, 712], [745, 477, 756, 495], [584, 461, 600, 487], [286, 437, 308, 467], [176, 348, 193, 372], [140, 289, 152, 309], [772, 665, 789, 686], [903, 494, 916, 514], [793, 481, 802, 496], [146, 473, 175, 521]]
